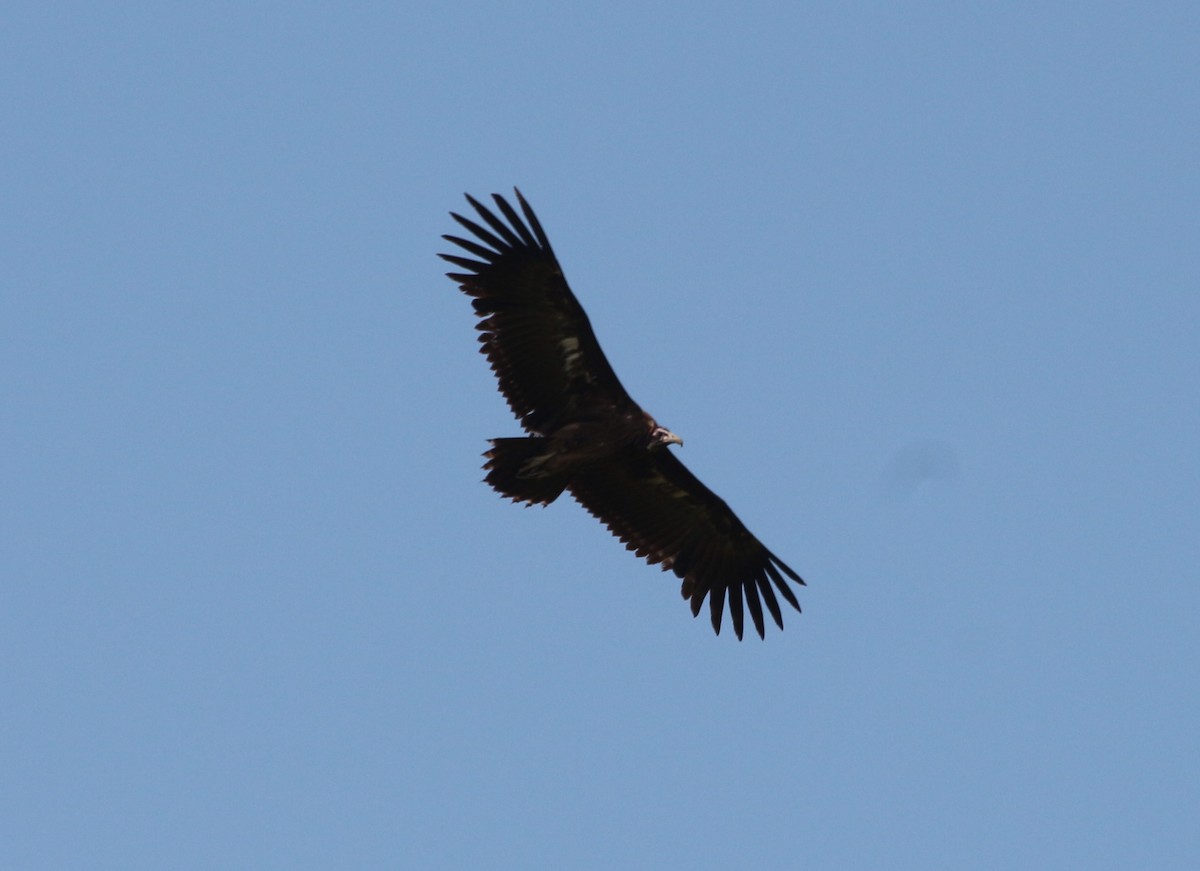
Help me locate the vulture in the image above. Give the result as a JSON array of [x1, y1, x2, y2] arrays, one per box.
[[441, 190, 805, 639]]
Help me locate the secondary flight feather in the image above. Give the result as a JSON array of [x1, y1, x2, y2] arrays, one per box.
[[441, 189, 805, 639]]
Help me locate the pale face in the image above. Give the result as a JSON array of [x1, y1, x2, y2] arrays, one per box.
[[650, 425, 684, 448]]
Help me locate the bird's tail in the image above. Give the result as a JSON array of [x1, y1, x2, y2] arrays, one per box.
[[483, 438, 569, 506]]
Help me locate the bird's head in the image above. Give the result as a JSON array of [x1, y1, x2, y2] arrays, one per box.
[[649, 424, 683, 449]]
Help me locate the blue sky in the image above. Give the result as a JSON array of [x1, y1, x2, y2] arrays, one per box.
[[3, 2, 1198, 868]]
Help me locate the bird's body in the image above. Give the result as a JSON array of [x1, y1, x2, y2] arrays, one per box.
[[441, 190, 805, 639]]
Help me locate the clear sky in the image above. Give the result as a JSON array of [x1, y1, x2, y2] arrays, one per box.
[[4, 2, 1198, 868]]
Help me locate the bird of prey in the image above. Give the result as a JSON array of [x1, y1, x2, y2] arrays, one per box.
[[441, 190, 805, 639]]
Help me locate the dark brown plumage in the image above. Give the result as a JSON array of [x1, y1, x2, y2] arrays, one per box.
[[441, 189, 805, 639]]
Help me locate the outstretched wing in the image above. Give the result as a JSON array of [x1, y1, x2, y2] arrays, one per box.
[[568, 449, 805, 640], [440, 190, 635, 434]]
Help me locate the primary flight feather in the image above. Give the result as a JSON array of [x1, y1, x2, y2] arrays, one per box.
[[441, 189, 805, 639]]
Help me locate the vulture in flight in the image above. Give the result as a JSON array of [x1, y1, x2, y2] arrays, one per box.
[[441, 190, 805, 639]]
